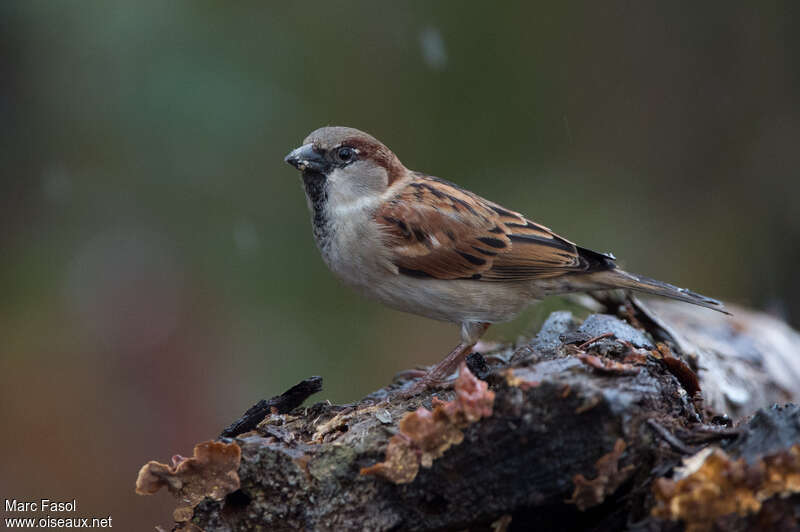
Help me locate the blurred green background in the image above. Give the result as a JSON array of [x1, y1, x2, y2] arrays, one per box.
[[1, 1, 798, 528]]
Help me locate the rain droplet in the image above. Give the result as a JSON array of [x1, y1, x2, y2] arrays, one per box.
[[419, 27, 448, 71]]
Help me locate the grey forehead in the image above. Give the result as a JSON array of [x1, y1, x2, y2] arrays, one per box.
[[302, 126, 378, 149]]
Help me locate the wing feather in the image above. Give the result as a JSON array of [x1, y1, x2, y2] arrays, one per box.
[[375, 176, 613, 281]]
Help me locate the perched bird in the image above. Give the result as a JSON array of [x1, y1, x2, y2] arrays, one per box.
[[285, 126, 727, 395]]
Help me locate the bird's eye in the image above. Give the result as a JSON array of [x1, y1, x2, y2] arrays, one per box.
[[336, 146, 355, 163]]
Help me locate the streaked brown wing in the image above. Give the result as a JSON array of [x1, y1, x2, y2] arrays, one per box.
[[375, 176, 606, 281]]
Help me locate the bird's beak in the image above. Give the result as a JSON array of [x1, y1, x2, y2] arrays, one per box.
[[284, 143, 328, 173]]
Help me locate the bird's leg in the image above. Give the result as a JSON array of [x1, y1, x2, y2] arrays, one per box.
[[399, 322, 490, 397], [417, 340, 477, 386]]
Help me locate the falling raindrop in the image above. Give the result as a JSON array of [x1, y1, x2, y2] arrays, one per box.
[[234, 220, 261, 255], [419, 27, 448, 71]]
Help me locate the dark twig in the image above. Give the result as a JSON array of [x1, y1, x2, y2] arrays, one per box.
[[647, 418, 696, 455], [220, 376, 323, 438]]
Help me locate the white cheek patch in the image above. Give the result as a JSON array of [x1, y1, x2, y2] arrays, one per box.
[[326, 167, 344, 184], [326, 164, 389, 215]]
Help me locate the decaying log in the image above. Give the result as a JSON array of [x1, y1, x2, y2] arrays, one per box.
[[138, 297, 800, 531]]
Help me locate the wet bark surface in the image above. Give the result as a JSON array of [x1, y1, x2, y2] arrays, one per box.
[[149, 297, 800, 531]]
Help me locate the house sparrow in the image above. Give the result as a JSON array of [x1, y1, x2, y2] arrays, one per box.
[[285, 126, 727, 395]]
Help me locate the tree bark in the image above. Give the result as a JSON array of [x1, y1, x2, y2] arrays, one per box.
[[143, 296, 800, 531]]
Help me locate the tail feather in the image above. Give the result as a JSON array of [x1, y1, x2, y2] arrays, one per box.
[[583, 268, 730, 315]]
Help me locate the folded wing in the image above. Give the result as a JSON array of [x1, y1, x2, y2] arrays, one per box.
[[375, 175, 614, 281]]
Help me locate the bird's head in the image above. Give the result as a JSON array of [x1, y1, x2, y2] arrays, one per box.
[[285, 127, 407, 208]]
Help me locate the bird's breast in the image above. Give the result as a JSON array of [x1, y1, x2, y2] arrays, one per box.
[[304, 195, 384, 285]]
